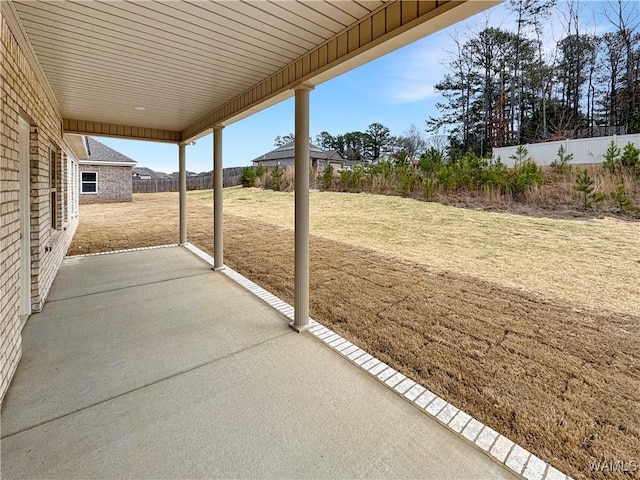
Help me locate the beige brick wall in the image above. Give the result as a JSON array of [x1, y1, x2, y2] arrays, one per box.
[[79, 164, 133, 204], [1, 15, 79, 404]]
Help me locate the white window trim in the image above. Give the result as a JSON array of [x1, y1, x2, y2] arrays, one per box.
[[81, 171, 98, 194], [50, 146, 58, 230]]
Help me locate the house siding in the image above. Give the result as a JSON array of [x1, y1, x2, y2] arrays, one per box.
[[0, 15, 79, 404], [79, 164, 133, 204], [253, 158, 295, 168]]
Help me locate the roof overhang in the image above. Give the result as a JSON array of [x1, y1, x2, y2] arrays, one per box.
[[5, 0, 501, 143], [78, 160, 137, 166], [64, 133, 89, 160]]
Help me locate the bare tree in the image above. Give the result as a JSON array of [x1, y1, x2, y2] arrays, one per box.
[[393, 124, 426, 159], [603, 0, 640, 131]]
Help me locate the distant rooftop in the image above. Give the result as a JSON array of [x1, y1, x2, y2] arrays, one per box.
[[251, 141, 342, 163], [84, 137, 137, 165]]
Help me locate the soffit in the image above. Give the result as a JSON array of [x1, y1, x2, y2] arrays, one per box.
[[12, 0, 384, 132]]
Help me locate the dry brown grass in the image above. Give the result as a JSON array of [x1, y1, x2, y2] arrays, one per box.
[[69, 191, 640, 480], [191, 187, 640, 317]]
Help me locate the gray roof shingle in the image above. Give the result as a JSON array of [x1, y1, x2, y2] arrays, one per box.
[[251, 141, 343, 163], [133, 167, 169, 179], [85, 137, 137, 164]]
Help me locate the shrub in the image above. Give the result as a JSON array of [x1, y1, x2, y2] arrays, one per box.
[[255, 164, 266, 178], [270, 165, 283, 191], [436, 164, 459, 192], [239, 167, 256, 187], [482, 158, 512, 194], [512, 160, 543, 195], [373, 160, 394, 190], [423, 178, 436, 199], [339, 164, 364, 190], [322, 165, 334, 190], [397, 166, 421, 197], [610, 184, 636, 212], [418, 148, 444, 175]]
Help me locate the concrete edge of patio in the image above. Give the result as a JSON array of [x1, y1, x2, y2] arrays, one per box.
[[66, 244, 573, 480]]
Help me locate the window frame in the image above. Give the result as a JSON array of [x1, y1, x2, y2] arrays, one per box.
[[81, 171, 98, 194], [50, 147, 57, 229]]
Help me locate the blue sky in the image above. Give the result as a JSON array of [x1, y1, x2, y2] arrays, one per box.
[[95, 0, 611, 174]]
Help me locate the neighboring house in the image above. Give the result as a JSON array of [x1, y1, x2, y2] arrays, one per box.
[[79, 137, 137, 204], [252, 141, 345, 171], [133, 167, 169, 180], [169, 171, 198, 179]]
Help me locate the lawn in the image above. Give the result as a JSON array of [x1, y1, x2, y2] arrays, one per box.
[[69, 189, 640, 480]]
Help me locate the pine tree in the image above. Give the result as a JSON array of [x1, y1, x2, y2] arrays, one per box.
[[610, 184, 635, 212], [602, 141, 621, 173], [551, 144, 573, 174], [620, 142, 640, 167], [574, 168, 595, 209]]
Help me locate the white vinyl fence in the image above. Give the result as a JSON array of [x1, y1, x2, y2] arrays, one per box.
[[492, 133, 640, 167]]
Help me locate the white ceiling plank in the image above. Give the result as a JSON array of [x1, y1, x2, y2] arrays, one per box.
[[325, 1, 371, 19], [22, 17, 272, 80], [142, 1, 303, 59], [87, 1, 291, 67], [354, 1, 386, 13], [278, 1, 352, 32], [39, 72, 227, 109], [28, 35, 259, 95], [191, 1, 318, 52], [34, 55, 231, 99], [18, 2, 284, 72], [220, 1, 328, 44], [301, 1, 359, 25], [248, 1, 339, 36]]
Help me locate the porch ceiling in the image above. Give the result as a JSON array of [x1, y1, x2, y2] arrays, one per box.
[[9, 0, 498, 142]]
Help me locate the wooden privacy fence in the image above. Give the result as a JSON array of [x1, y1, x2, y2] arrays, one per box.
[[132, 167, 244, 193]]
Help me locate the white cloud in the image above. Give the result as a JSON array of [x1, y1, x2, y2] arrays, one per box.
[[372, 1, 615, 106], [380, 41, 446, 103]]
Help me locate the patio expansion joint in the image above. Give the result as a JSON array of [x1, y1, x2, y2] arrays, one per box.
[[44, 271, 213, 304], [0, 329, 293, 441], [181, 243, 575, 480]]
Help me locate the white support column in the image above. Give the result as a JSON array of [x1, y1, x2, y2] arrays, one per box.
[[291, 85, 313, 333], [213, 127, 224, 270], [179, 143, 187, 244]]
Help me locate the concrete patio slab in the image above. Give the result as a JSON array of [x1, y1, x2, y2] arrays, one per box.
[[1, 246, 516, 479]]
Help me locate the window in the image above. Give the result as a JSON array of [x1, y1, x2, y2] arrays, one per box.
[[81, 172, 97, 193], [50, 147, 57, 229]]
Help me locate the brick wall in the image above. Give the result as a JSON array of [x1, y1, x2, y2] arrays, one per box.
[[79, 164, 133, 204], [1, 14, 79, 404]]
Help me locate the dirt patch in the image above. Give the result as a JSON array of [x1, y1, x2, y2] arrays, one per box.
[[69, 192, 640, 480]]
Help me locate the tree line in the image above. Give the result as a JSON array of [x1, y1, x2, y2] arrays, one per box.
[[275, 123, 431, 163], [429, 0, 640, 157]]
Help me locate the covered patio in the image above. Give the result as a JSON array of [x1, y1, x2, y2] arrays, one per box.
[[1, 245, 514, 479], [0, 0, 557, 478]]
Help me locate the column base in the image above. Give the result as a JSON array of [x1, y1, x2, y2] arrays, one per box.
[[212, 266, 226, 271], [289, 321, 312, 333]]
